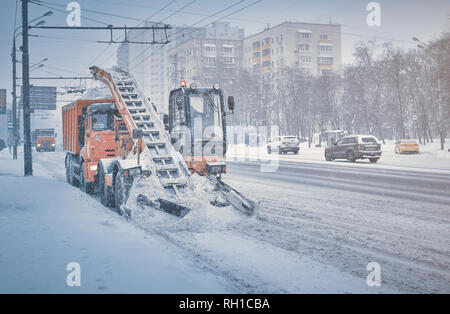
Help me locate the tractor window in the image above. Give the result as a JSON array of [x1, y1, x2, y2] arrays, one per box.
[[189, 93, 222, 132], [92, 113, 114, 131]]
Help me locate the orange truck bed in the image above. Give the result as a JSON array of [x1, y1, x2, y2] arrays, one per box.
[[62, 99, 114, 154]]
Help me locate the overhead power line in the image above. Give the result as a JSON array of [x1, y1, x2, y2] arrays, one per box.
[[31, 0, 164, 24], [29, 0, 110, 25], [129, 0, 265, 71]]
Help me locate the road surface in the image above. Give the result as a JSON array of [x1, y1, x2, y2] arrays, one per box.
[[2, 149, 449, 293], [223, 159, 450, 293]]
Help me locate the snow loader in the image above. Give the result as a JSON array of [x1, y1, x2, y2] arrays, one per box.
[[62, 66, 257, 218]]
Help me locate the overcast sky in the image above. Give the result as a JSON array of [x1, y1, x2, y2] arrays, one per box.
[[1, 0, 449, 104]]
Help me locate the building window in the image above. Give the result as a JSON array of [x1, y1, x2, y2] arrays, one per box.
[[298, 44, 311, 52], [204, 45, 216, 52], [320, 34, 329, 40], [252, 41, 260, 49], [223, 57, 235, 64], [300, 67, 312, 75], [319, 45, 332, 54], [223, 46, 234, 54], [204, 57, 216, 64], [298, 32, 312, 39], [299, 55, 312, 63], [320, 68, 332, 75], [318, 57, 333, 65]]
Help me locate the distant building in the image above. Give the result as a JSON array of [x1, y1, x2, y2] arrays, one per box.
[[243, 22, 342, 77], [117, 22, 243, 112], [168, 37, 243, 90]]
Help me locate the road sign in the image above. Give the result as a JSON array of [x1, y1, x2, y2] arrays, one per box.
[[20, 86, 57, 110], [412, 114, 418, 122], [8, 122, 13, 130], [0, 89, 6, 114]]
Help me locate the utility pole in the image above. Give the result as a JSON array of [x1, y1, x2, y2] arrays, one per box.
[[22, 0, 32, 176], [11, 39, 18, 160]]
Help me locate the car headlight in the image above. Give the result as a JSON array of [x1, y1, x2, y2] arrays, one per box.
[[89, 165, 97, 171], [37, 144, 41, 147], [51, 143, 55, 146]]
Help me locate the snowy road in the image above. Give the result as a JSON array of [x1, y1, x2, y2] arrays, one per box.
[[223, 160, 450, 293], [1, 148, 449, 293], [0, 151, 236, 293]]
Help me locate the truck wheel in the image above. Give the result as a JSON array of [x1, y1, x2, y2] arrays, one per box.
[[67, 157, 79, 187], [80, 162, 94, 194], [114, 173, 131, 216], [369, 158, 378, 164], [65, 157, 71, 184], [98, 166, 113, 207]]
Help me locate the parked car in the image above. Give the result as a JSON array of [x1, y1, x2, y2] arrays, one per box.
[[395, 140, 419, 154], [267, 136, 300, 155], [325, 135, 381, 163]]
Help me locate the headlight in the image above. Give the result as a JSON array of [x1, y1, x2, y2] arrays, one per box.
[[51, 143, 55, 146], [206, 162, 226, 175], [37, 144, 41, 147], [213, 83, 220, 90], [89, 165, 97, 171]]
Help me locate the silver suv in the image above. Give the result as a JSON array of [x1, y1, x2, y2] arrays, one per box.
[[267, 136, 300, 155]]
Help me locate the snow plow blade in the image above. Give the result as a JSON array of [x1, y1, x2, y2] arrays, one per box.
[[136, 194, 190, 218], [215, 178, 258, 216]]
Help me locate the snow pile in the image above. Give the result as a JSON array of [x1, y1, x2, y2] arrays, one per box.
[[81, 87, 112, 100], [125, 173, 245, 233]]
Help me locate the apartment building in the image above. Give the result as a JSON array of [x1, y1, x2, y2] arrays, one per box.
[[243, 22, 342, 77], [167, 37, 243, 90], [117, 24, 206, 112], [117, 22, 243, 112], [167, 22, 244, 92]]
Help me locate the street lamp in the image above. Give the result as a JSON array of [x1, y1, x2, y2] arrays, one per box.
[[11, 10, 52, 161], [412, 37, 428, 49]]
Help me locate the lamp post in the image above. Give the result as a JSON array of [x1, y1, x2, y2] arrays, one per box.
[[12, 7, 51, 163]]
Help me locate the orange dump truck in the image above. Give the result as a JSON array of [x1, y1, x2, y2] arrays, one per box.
[[32, 128, 56, 152], [62, 98, 132, 197]]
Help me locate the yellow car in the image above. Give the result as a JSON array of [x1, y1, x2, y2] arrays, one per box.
[[395, 140, 419, 154]]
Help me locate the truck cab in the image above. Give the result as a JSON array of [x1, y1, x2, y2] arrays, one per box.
[[32, 128, 56, 152], [167, 83, 234, 175]]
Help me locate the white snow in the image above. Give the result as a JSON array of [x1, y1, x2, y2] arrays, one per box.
[[0, 149, 236, 293], [0, 147, 398, 293]]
